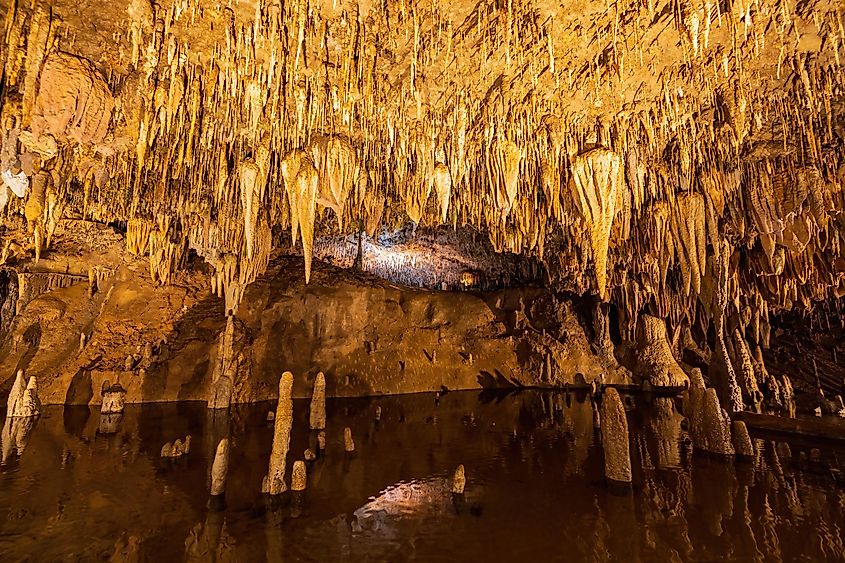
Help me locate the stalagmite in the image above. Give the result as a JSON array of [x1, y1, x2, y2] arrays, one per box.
[[600, 388, 632, 484], [570, 149, 626, 300], [6, 370, 40, 418], [433, 163, 452, 223], [731, 421, 754, 458], [636, 315, 689, 387], [343, 427, 355, 452], [309, 372, 326, 430], [209, 439, 230, 497], [699, 388, 735, 456], [101, 383, 126, 414], [291, 460, 307, 491], [264, 372, 294, 495], [451, 464, 466, 494]]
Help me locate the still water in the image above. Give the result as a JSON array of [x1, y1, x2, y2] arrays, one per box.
[[1, 391, 844, 562]]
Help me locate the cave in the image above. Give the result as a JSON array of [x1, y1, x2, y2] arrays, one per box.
[[1, 0, 845, 560]]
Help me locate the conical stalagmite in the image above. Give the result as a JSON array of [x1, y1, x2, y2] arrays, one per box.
[[600, 388, 631, 484]]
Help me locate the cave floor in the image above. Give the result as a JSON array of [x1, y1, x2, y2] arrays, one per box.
[[1, 390, 844, 562]]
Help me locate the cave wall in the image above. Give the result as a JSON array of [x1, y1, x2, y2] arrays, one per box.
[[0, 256, 630, 406]]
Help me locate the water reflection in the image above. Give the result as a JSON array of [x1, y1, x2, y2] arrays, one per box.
[[0, 391, 843, 562]]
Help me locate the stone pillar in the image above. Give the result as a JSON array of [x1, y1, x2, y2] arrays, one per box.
[[264, 371, 294, 495]]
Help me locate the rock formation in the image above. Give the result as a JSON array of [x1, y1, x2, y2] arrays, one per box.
[[6, 370, 39, 418], [309, 372, 326, 430], [209, 438, 229, 497], [451, 464, 466, 495], [343, 427, 355, 452], [600, 388, 632, 484], [264, 372, 294, 495], [291, 460, 307, 492]]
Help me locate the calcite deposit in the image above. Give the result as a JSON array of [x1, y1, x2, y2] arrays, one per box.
[[600, 388, 632, 484], [0, 0, 841, 417]]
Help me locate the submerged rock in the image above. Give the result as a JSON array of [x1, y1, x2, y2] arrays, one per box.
[[699, 389, 735, 457], [452, 464, 466, 494], [600, 388, 632, 484], [291, 460, 307, 491], [101, 382, 126, 414], [732, 421, 754, 459], [343, 427, 355, 452], [309, 371, 326, 430], [264, 371, 294, 495], [209, 438, 230, 497]]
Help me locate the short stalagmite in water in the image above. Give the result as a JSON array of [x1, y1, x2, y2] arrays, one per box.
[[309, 372, 326, 430], [343, 427, 355, 452], [210, 438, 230, 496], [600, 388, 632, 484], [732, 421, 754, 459], [264, 371, 294, 495], [700, 388, 735, 457], [6, 370, 40, 418], [452, 464, 466, 494], [317, 430, 326, 451], [291, 460, 307, 491]]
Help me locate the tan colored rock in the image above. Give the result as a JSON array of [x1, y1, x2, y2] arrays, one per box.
[[731, 421, 754, 458], [309, 372, 326, 430], [343, 427, 355, 452], [209, 438, 230, 496], [6, 370, 39, 418], [600, 388, 631, 483], [451, 464, 466, 494], [264, 372, 294, 494], [699, 388, 735, 456], [636, 315, 689, 387], [291, 460, 307, 491]]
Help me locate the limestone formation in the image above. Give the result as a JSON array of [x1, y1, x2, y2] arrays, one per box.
[[451, 464, 466, 494], [101, 383, 126, 414], [731, 421, 754, 459], [343, 427, 355, 452], [309, 372, 326, 430], [291, 460, 307, 492], [600, 388, 632, 484], [698, 389, 735, 457], [6, 370, 40, 418], [209, 439, 230, 497], [317, 431, 327, 451], [636, 316, 689, 387], [264, 372, 294, 495]]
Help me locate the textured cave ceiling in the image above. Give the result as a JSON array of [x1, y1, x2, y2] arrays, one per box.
[[0, 0, 843, 337]]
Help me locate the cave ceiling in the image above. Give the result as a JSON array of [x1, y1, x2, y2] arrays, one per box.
[[0, 0, 844, 334]]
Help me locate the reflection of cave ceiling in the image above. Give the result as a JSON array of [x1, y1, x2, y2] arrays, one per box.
[[0, 0, 844, 334]]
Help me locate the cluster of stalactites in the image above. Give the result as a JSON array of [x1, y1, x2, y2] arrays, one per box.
[[1, 0, 844, 328]]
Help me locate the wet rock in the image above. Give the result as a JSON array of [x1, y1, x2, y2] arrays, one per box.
[[317, 430, 326, 451], [1, 414, 36, 464], [291, 460, 307, 491], [264, 371, 294, 495], [732, 421, 754, 459], [309, 371, 326, 430], [209, 438, 230, 497], [343, 427, 355, 452], [6, 370, 40, 418], [699, 389, 735, 456], [101, 382, 126, 414], [600, 388, 632, 484], [97, 413, 123, 435], [304, 448, 316, 462], [452, 464, 466, 494]]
